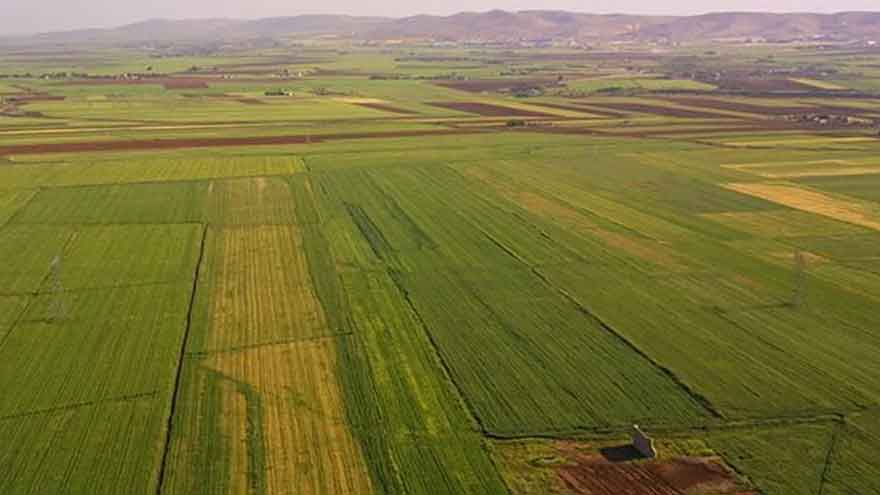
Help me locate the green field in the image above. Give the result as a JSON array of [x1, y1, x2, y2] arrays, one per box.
[[1, 41, 879, 495]]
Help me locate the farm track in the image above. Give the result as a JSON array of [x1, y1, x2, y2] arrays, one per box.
[[155, 224, 208, 495], [0, 280, 190, 298]]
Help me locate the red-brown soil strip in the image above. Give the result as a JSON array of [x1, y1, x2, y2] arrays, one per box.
[[527, 102, 613, 116], [0, 129, 482, 155], [582, 102, 735, 119], [427, 101, 555, 117], [433, 78, 559, 93], [660, 97, 872, 117], [558, 450, 744, 495], [162, 79, 210, 90]]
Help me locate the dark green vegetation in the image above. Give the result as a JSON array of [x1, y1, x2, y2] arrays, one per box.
[[1, 40, 879, 494]]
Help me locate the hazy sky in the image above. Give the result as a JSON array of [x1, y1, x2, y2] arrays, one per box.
[[4, 0, 880, 35]]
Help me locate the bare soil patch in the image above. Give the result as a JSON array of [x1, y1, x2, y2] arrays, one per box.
[[428, 101, 554, 117], [559, 451, 743, 495], [582, 102, 733, 119], [662, 97, 872, 117], [162, 79, 210, 90], [434, 78, 559, 93], [528, 102, 610, 116]]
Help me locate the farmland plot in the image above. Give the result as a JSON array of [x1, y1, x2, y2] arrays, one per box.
[[0, 397, 166, 495], [705, 422, 834, 494], [311, 166, 709, 434], [824, 410, 880, 495], [0, 283, 192, 416], [337, 271, 510, 494], [0, 189, 35, 227], [295, 175, 547, 493], [725, 182, 880, 232], [166, 338, 373, 495], [0, 162, 65, 191], [0, 225, 73, 294], [539, 257, 880, 417], [12, 181, 209, 224], [797, 173, 880, 202], [53, 224, 203, 290], [206, 177, 299, 226], [188, 225, 334, 353], [42, 155, 305, 187], [397, 264, 709, 434], [0, 295, 28, 339]]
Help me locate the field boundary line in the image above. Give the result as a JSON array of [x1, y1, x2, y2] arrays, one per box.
[[532, 265, 725, 419], [0, 391, 158, 421], [155, 223, 208, 495], [476, 227, 723, 420]]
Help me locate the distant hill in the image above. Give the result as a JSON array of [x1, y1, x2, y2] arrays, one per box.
[[18, 11, 880, 45]]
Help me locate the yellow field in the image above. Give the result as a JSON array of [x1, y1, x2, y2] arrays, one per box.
[[726, 183, 880, 232], [208, 176, 299, 225], [207, 338, 373, 495], [205, 225, 330, 351], [722, 159, 880, 179]]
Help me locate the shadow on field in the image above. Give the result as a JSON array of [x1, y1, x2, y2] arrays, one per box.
[[599, 445, 646, 463]]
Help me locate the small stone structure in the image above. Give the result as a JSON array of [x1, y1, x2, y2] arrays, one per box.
[[631, 424, 657, 458]]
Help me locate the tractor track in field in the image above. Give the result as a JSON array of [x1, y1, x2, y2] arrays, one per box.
[[818, 419, 845, 495], [155, 223, 208, 495], [0, 392, 159, 422]]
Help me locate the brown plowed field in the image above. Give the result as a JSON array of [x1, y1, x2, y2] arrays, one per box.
[[427, 101, 554, 117], [662, 97, 872, 117], [0, 129, 481, 155], [559, 453, 743, 495], [434, 78, 559, 93], [583, 102, 734, 119], [163, 79, 209, 90], [528, 102, 611, 116]]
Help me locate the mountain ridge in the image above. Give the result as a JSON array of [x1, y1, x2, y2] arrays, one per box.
[[18, 10, 880, 44]]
